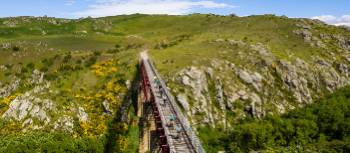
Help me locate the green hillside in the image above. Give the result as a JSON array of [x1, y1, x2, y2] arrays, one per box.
[[0, 14, 350, 152], [199, 85, 350, 153]]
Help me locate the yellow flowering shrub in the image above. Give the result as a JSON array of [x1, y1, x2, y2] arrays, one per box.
[[95, 123, 107, 134], [80, 121, 94, 136], [0, 93, 21, 106], [106, 81, 115, 92], [116, 136, 128, 152], [91, 59, 119, 77], [80, 120, 107, 137]]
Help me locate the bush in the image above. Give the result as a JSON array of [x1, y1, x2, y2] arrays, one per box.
[[41, 58, 55, 67], [40, 66, 49, 72], [63, 54, 72, 63], [85, 56, 97, 67], [12, 46, 20, 52], [0, 132, 104, 153], [93, 51, 101, 56], [26, 62, 35, 69], [220, 85, 350, 152]]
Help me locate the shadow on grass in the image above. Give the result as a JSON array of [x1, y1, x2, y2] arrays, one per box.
[[104, 63, 141, 153]]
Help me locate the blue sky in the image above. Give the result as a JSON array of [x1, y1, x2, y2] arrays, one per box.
[[0, 0, 349, 25]]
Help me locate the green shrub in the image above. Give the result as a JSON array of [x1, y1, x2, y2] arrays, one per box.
[[85, 56, 97, 67], [0, 132, 104, 153], [12, 46, 20, 52], [63, 54, 72, 63], [214, 86, 350, 152], [26, 62, 35, 70]]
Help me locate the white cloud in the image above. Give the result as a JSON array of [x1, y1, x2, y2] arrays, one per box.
[[65, 0, 76, 6], [73, 0, 234, 17], [312, 15, 350, 27]]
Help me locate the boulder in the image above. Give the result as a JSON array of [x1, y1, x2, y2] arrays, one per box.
[[102, 100, 112, 114], [78, 107, 88, 122]]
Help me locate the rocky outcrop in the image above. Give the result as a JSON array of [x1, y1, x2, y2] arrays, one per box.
[[294, 29, 312, 42], [0, 43, 11, 50], [0, 78, 20, 98], [177, 66, 214, 125], [54, 116, 74, 133], [2, 83, 54, 123], [78, 107, 88, 122], [171, 38, 350, 128], [102, 100, 112, 114], [337, 63, 349, 76], [276, 60, 312, 103], [236, 69, 263, 91], [294, 22, 350, 51], [2, 20, 17, 27], [176, 94, 190, 113], [92, 19, 112, 32], [29, 69, 45, 84]]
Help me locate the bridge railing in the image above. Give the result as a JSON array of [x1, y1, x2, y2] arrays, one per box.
[[141, 60, 174, 152], [147, 59, 206, 153]]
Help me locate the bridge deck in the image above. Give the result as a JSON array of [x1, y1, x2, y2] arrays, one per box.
[[140, 52, 203, 153]]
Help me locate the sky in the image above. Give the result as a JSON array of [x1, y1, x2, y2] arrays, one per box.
[[0, 0, 349, 26]]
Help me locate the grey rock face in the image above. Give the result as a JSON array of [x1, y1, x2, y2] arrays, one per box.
[[22, 118, 33, 128], [178, 66, 214, 125], [176, 94, 190, 112], [294, 29, 312, 42], [337, 63, 349, 76], [236, 69, 263, 91], [102, 100, 112, 114], [228, 39, 245, 46], [251, 43, 271, 56], [2, 92, 54, 123], [316, 59, 331, 67], [3, 20, 17, 27], [215, 78, 225, 110], [237, 70, 253, 84], [250, 93, 263, 118], [276, 60, 312, 103], [78, 107, 88, 122], [29, 105, 49, 122], [2, 82, 55, 131], [0, 78, 21, 98], [0, 43, 11, 50], [333, 35, 350, 51], [54, 116, 74, 133], [30, 69, 45, 84]]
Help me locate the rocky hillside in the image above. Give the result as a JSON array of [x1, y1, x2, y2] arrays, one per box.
[[0, 14, 349, 152], [0, 16, 141, 152], [150, 15, 350, 128]]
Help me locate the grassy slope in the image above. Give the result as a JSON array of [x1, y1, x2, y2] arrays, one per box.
[[0, 16, 142, 152], [0, 14, 350, 152]]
